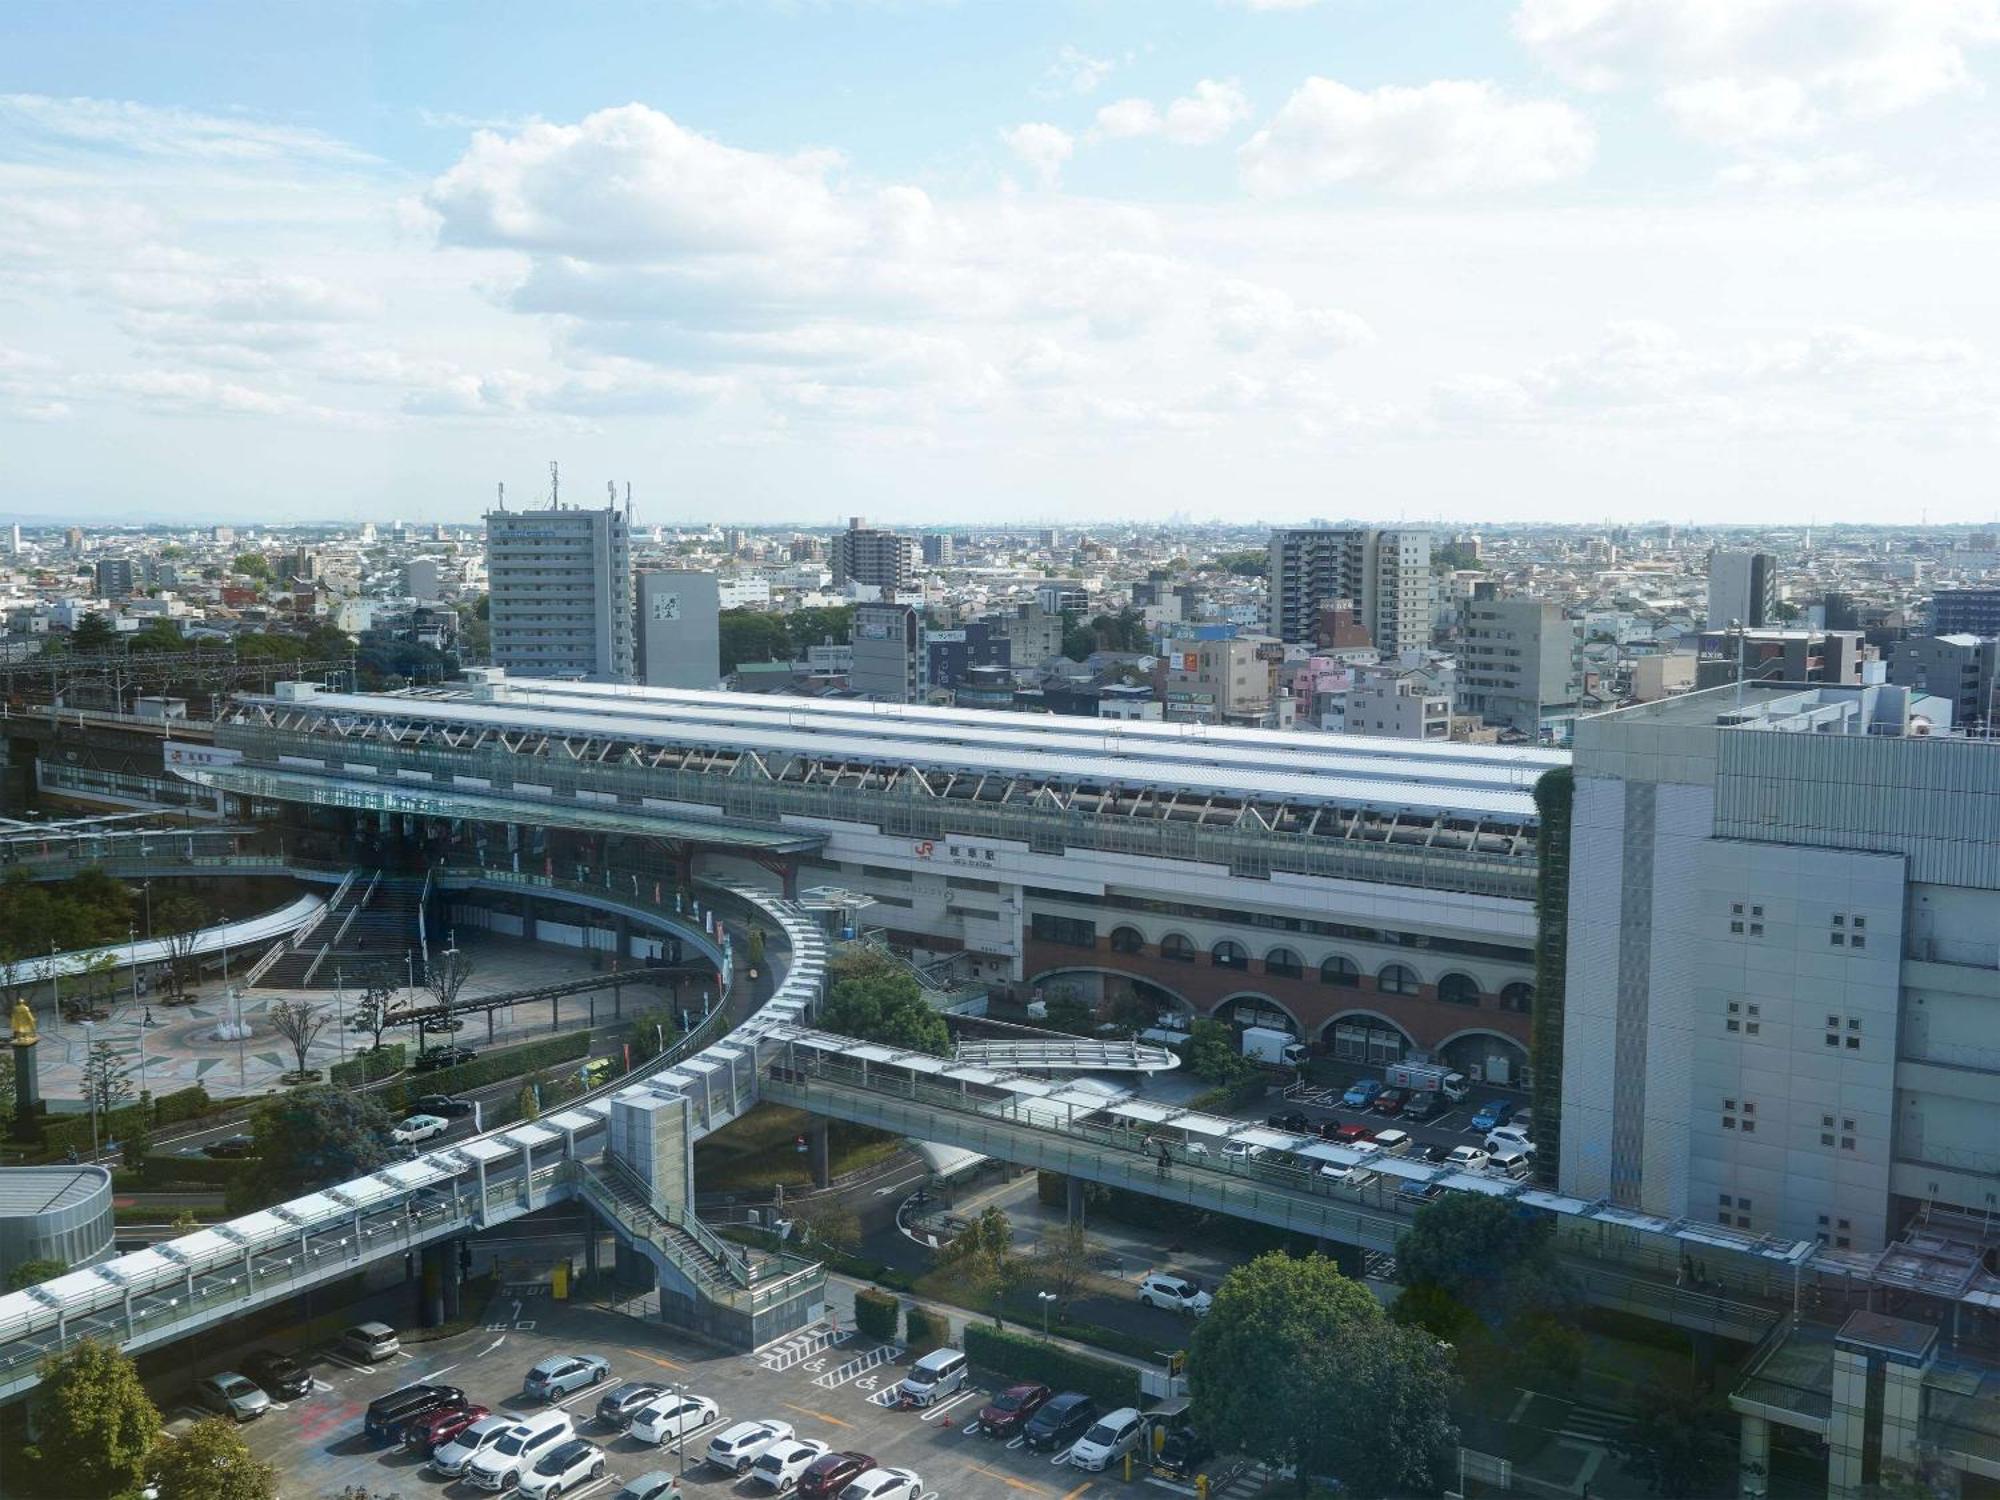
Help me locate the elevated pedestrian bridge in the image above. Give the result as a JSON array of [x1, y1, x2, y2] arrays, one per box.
[[951, 1038, 1181, 1073]]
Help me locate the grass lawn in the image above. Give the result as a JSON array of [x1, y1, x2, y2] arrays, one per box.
[[692, 1103, 904, 1193]]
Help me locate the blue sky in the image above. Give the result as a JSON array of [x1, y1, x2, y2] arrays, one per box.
[[4, 0, 2000, 525]]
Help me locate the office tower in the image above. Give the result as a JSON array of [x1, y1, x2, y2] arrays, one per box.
[[635, 570, 722, 689], [850, 602, 923, 702], [1931, 588, 2000, 637], [1706, 548, 1776, 629], [920, 533, 954, 567], [830, 517, 917, 594], [65, 526, 84, 556], [6, 524, 19, 554], [1268, 527, 1433, 655], [1457, 590, 1583, 742], [1559, 682, 1988, 1254], [211, 525, 235, 545], [485, 502, 633, 682], [141, 559, 177, 590], [94, 558, 135, 599]]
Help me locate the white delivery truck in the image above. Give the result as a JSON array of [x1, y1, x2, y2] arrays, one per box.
[[1384, 1057, 1469, 1101], [1240, 1026, 1309, 1068]]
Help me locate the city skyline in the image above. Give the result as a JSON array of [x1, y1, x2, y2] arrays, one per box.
[[6, 1, 2000, 524]]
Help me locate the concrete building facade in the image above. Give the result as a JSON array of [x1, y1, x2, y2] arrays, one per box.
[[1708, 549, 1777, 630], [485, 504, 633, 682], [1559, 683, 2000, 1256], [1888, 634, 1998, 729], [635, 570, 722, 690], [1268, 527, 1433, 656], [1345, 663, 1452, 740], [830, 518, 917, 595], [1456, 592, 1583, 742], [850, 601, 923, 702]]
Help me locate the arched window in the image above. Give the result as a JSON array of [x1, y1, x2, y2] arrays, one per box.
[[1264, 946, 1303, 980], [1439, 973, 1481, 1007], [1500, 981, 1535, 1015], [1160, 933, 1196, 963], [1377, 963, 1420, 996], [1211, 939, 1249, 969], [1109, 926, 1145, 955], [1320, 955, 1361, 988]]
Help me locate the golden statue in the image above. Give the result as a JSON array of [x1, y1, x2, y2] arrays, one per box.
[[9, 998, 36, 1046]]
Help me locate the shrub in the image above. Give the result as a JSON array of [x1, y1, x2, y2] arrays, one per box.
[[853, 1287, 899, 1342], [377, 1032, 593, 1108], [904, 1304, 951, 1356], [41, 1103, 149, 1158], [151, 1086, 215, 1127], [963, 1324, 1142, 1410], [136, 1154, 245, 1190], [330, 1044, 405, 1089]]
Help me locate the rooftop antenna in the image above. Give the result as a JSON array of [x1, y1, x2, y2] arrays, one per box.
[[625, 481, 632, 527], [608, 480, 616, 514], [496, 481, 505, 512], [549, 460, 560, 510]]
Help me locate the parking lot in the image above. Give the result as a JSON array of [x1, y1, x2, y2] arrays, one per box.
[[1261, 1070, 1535, 1163], [188, 1290, 1207, 1500]]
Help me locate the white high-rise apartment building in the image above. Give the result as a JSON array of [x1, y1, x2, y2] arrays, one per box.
[[1268, 527, 1432, 655], [1456, 591, 1583, 742], [1706, 548, 1776, 630], [1560, 682, 1993, 1257], [485, 503, 633, 682]]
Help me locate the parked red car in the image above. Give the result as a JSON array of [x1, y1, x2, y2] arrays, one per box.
[[1373, 1088, 1410, 1117], [406, 1401, 489, 1455], [796, 1451, 877, 1500], [1322, 1121, 1375, 1145], [976, 1383, 1051, 1439]]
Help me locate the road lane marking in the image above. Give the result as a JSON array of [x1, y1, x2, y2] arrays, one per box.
[[920, 1389, 980, 1423], [1060, 1484, 1094, 1498], [622, 1347, 688, 1373], [970, 1465, 1049, 1495]]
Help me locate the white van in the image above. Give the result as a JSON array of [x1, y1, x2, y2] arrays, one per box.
[[896, 1347, 968, 1407], [1487, 1146, 1533, 1181], [1370, 1128, 1412, 1156]]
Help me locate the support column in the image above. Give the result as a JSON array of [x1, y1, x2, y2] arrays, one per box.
[[441, 1238, 465, 1321], [1829, 1347, 1870, 1500], [1881, 1360, 1925, 1471], [418, 1241, 449, 1328], [584, 1229, 601, 1280], [1066, 1175, 1086, 1226], [808, 1119, 831, 1191], [1737, 1413, 1770, 1499]]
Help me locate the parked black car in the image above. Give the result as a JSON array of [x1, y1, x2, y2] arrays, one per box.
[[410, 1094, 476, 1118], [1265, 1112, 1311, 1134], [201, 1135, 257, 1159], [412, 1047, 477, 1073], [1023, 1392, 1099, 1452], [242, 1349, 312, 1401], [1153, 1425, 1214, 1481], [363, 1384, 465, 1443]]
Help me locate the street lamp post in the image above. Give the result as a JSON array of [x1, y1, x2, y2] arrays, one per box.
[[128, 924, 139, 1010], [1037, 1290, 1057, 1340], [81, 1020, 99, 1160], [141, 880, 153, 941]]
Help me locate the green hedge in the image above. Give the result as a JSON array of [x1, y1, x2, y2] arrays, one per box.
[[376, 1033, 593, 1110], [136, 1153, 245, 1189], [854, 1288, 899, 1341], [963, 1324, 1141, 1410], [41, 1103, 150, 1157], [331, 1043, 406, 1088], [152, 1086, 215, 1127], [1187, 1075, 1270, 1114], [904, 1304, 951, 1356]]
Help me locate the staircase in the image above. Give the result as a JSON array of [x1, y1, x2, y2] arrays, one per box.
[[253, 872, 426, 989], [575, 1160, 755, 1299]]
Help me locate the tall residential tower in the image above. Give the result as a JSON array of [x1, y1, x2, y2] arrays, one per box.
[[485, 501, 633, 682], [1268, 527, 1432, 656]]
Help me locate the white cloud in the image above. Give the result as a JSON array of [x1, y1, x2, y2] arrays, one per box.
[[1240, 79, 1595, 195], [1046, 45, 1118, 96], [1513, 0, 2000, 141], [0, 93, 372, 164], [1095, 80, 1252, 146], [1715, 152, 1878, 191], [1001, 122, 1074, 187], [1210, 279, 1373, 354]]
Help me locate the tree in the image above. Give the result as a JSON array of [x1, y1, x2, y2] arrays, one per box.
[[71, 612, 118, 650], [1030, 1220, 1095, 1312], [269, 998, 331, 1078], [631, 1006, 678, 1062], [81, 1037, 134, 1116], [1396, 1193, 1562, 1321], [152, 1414, 278, 1500], [25, 1339, 163, 1498], [6, 1258, 65, 1291], [156, 893, 211, 1000], [820, 950, 948, 1054], [1612, 1379, 1736, 1498], [419, 948, 475, 1050], [1182, 1019, 1254, 1087], [944, 1204, 1019, 1327], [232, 552, 272, 581], [355, 967, 398, 1050], [517, 1084, 540, 1122], [1040, 993, 1095, 1036], [1189, 1252, 1457, 1497], [747, 925, 766, 976], [243, 1085, 395, 1202]]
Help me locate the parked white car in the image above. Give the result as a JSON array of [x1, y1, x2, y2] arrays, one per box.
[[1444, 1145, 1491, 1171], [393, 1113, 449, 1145], [517, 1438, 605, 1500], [1137, 1273, 1211, 1316], [466, 1412, 574, 1492], [1485, 1125, 1535, 1155], [706, 1419, 795, 1476], [750, 1437, 831, 1492], [836, 1467, 923, 1500], [1069, 1407, 1147, 1471], [431, 1415, 516, 1478], [630, 1392, 718, 1447]]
